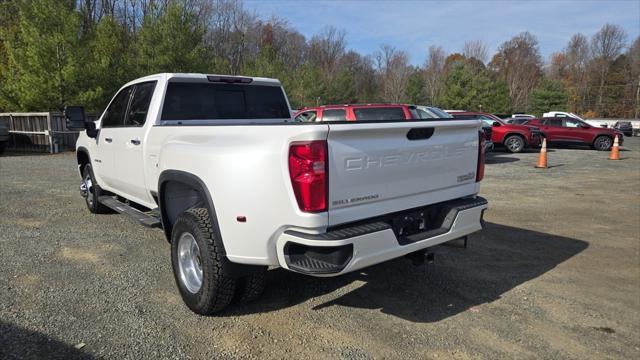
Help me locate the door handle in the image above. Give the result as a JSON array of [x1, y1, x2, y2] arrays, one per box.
[[131, 139, 141, 145], [105, 137, 112, 143]]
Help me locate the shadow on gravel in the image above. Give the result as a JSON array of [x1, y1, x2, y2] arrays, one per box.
[[0, 321, 93, 360], [0, 151, 53, 157], [228, 222, 588, 323], [485, 154, 519, 164]]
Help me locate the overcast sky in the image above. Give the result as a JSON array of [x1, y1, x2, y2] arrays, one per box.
[[244, 0, 640, 65]]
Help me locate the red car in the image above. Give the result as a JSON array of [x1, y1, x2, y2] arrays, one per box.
[[447, 111, 541, 153], [294, 104, 417, 122], [527, 117, 624, 151]]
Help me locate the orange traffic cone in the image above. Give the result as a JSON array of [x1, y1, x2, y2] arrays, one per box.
[[535, 138, 548, 168], [609, 135, 620, 160]]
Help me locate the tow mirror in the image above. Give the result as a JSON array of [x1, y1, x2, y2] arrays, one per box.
[[64, 106, 98, 138]]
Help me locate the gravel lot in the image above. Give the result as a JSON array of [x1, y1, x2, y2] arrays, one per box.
[[1, 138, 639, 359]]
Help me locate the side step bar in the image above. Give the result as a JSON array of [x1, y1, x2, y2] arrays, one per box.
[[98, 196, 161, 228]]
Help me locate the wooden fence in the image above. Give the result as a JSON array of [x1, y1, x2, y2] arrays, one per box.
[[0, 112, 96, 153]]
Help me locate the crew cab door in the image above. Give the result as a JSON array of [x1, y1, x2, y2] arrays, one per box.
[[539, 118, 564, 141], [94, 85, 133, 188], [562, 117, 592, 143], [110, 81, 157, 205]]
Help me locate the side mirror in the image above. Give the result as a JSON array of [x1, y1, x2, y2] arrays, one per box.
[[64, 106, 86, 130], [492, 121, 501, 127], [64, 106, 98, 138], [581, 124, 591, 129]]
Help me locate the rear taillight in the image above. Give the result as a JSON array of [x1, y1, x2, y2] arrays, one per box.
[[477, 131, 485, 182], [288, 140, 328, 212]]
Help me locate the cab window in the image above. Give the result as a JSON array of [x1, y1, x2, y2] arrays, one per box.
[[322, 109, 346, 121], [102, 86, 132, 127], [543, 119, 563, 127], [295, 111, 317, 122], [125, 81, 157, 126], [353, 107, 405, 121], [564, 118, 582, 128]]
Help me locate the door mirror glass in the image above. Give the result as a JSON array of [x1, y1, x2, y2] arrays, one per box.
[[64, 106, 87, 130], [64, 106, 98, 138]]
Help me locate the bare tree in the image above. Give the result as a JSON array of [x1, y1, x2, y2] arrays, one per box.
[[308, 26, 346, 78], [462, 40, 488, 63], [590, 23, 627, 112], [203, 0, 257, 74], [423, 45, 446, 105], [375, 45, 412, 103], [548, 52, 568, 79], [490, 32, 543, 111], [563, 33, 591, 112]]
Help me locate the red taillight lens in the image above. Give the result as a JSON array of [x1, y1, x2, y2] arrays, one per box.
[[288, 140, 328, 212], [477, 130, 485, 182]]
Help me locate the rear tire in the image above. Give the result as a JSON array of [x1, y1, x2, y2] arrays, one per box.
[[235, 269, 267, 304], [503, 135, 525, 153], [593, 136, 612, 151], [82, 164, 110, 214], [171, 208, 236, 314]]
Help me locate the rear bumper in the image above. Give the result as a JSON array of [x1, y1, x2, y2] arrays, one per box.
[[276, 196, 488, 276]]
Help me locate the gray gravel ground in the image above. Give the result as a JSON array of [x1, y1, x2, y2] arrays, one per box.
[[1, 138, 639, 359]]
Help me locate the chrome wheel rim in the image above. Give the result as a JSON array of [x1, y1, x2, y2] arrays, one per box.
[[596, 137, 611, 150], [506, 137, 522, 152], [178, 232, 203, 294], [82, 173, 93, 205]]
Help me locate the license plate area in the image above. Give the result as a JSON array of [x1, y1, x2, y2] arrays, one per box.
[[391, 205, 453, 245]]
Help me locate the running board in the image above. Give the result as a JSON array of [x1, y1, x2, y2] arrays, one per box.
[[98, 196, 161, 228]]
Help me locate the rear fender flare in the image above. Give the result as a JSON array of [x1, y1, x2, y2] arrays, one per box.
[[158, 170, 221, 244]]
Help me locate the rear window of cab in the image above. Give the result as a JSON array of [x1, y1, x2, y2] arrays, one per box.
[[161, 82, 290, 120]]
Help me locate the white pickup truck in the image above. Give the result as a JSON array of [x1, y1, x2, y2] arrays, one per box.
[[67, 73, 488, 314]]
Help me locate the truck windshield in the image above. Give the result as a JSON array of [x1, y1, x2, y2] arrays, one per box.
[[161, 82, 290, 121]]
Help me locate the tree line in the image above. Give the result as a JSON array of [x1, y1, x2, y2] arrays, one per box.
[[0, 0, 638, 118]]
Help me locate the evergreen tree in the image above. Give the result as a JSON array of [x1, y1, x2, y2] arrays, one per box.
[[6, 0, 82, 111], [78, 16, 134, 112], [136, 1, 208, 74], [528, 78, 568, 116], [405, 69, 425, 104], [324, 68, 356, 105]]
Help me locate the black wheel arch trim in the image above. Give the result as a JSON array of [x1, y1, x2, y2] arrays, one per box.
[[158, 170, 260, 275], [593, 133, 613, 142], [158, 170, 219, 242], [76, 146, 91, 175]]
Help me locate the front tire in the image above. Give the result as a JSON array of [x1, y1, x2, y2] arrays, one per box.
[[82, 164, 110, 214], [171, 208, 236, 314], [593, 136, 612, 151], [504, 135, 525, 153]]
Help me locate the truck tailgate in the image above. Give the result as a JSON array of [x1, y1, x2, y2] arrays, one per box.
[[327, 120, 481, 226]]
